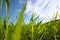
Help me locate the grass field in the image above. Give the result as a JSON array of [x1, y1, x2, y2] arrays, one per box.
[[0, 0, 60, 40]]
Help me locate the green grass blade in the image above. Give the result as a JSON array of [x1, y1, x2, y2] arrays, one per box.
[[5, 0, 10, 40], [12, 2, 26, 40], [53, 25, 57, 40], [54, 11, 58, 19], [0, 16, 4, 40], [31, 24, 34, 40]]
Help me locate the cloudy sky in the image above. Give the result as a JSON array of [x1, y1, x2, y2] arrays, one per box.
[[25, 0, 60, 23], [1, 0, 60, 24]]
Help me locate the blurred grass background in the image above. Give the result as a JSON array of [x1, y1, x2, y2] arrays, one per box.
[[0, 0, 60, 40]]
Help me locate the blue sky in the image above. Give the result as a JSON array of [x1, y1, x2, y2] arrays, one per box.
[[1, 0, 60, 24], [2, 0, 26, 24]]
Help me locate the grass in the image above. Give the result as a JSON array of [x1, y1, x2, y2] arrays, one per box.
[[0, 0, 60, 40]]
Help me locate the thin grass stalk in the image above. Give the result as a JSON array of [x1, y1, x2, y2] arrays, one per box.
[[31, 12, 35, 40], [5, 0, 10, 40], [53, 10, 58, 40], [0, 16, 3, 40], [31, 24, 34, 40], [53, 25, 57, 40], [0, 0, 4, 40]]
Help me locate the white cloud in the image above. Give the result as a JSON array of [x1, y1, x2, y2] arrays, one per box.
[[25, 0, 60, 23], [25, 1, 33, 13]]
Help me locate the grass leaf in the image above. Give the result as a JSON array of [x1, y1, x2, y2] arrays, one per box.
[[12, 2, 27, 40]]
